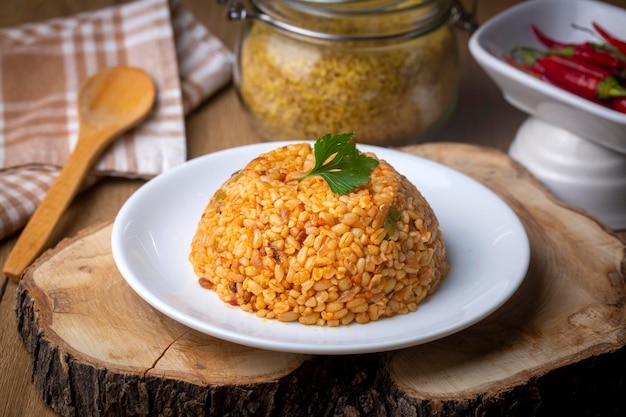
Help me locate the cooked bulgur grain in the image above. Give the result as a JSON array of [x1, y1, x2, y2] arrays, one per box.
[[189, 143, 449, 326]]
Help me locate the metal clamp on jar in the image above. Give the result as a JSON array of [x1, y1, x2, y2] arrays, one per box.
[[219, 0, 477, 146]]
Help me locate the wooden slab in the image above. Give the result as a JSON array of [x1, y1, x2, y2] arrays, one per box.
[[16, 143, 626, 416]]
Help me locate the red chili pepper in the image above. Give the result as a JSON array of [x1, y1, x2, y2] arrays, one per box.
[[509, 47, 613, 78], [505, 52, 610, 106], [577, 43, 626, 73], [537, 57, 626, 100], [543, 54, 611, 79], [593, 22, 626, 56], [525, 58, 604, 104], [608, 97, 626, 113], [539, 44, 626, 77], [531, 25, 626, 77], [531, 25, 570, 49]]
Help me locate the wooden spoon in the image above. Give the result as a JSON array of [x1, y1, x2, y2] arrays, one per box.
[[3, 66, 156, 281]]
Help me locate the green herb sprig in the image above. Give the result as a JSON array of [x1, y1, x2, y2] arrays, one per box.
[[298, 132, 379, 195], [383, 207, 401, 238]]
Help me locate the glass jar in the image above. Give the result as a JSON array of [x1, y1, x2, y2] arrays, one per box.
[[220, 0, 476, 146]]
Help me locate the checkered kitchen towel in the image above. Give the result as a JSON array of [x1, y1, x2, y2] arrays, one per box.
[[0, 0, 234, 239]]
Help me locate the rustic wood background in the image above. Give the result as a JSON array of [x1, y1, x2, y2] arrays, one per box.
[[2, 0, 625, 416]]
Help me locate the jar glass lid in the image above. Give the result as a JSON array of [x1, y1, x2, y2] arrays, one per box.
[[248, 0, 455, 39], [218, 0, 477, 37]]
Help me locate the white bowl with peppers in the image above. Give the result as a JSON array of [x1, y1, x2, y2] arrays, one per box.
[[469, 0, 626, 154], [469, 0, 626, 230]]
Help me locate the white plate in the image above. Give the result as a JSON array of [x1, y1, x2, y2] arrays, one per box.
[[111, 142, 530, 355]]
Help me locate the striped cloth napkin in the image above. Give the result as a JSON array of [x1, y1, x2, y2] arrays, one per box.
[[0, 0, 234, 240]]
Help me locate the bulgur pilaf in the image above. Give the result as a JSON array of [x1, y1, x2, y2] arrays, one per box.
[[189, 143, 449, 326]]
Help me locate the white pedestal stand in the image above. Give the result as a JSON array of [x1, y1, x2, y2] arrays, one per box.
[[509, 117, 626, 230]]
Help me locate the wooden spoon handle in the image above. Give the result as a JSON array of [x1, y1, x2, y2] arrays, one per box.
[[3, 126, 119, 281]]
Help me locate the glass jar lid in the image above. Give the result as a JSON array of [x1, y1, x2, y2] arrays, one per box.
[[219, 0, 477, 40]]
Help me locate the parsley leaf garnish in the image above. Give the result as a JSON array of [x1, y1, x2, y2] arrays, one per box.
[[298, 132, 379, 195], [383, 207, 401, 238]]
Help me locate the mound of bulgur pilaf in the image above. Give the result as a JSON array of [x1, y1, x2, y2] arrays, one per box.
[[189, 143, 449, 326]]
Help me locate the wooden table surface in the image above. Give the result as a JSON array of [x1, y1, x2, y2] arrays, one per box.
[[1, 0, 624, 416]]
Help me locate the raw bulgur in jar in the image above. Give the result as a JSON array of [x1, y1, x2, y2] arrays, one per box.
[[230, 0, 460, 146], [189, 141, 449, 327]]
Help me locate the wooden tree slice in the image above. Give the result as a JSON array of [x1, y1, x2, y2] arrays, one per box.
[[386, 143, 626, 416], [16, 221, 309, 416], [15, 143, 626, 417]]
